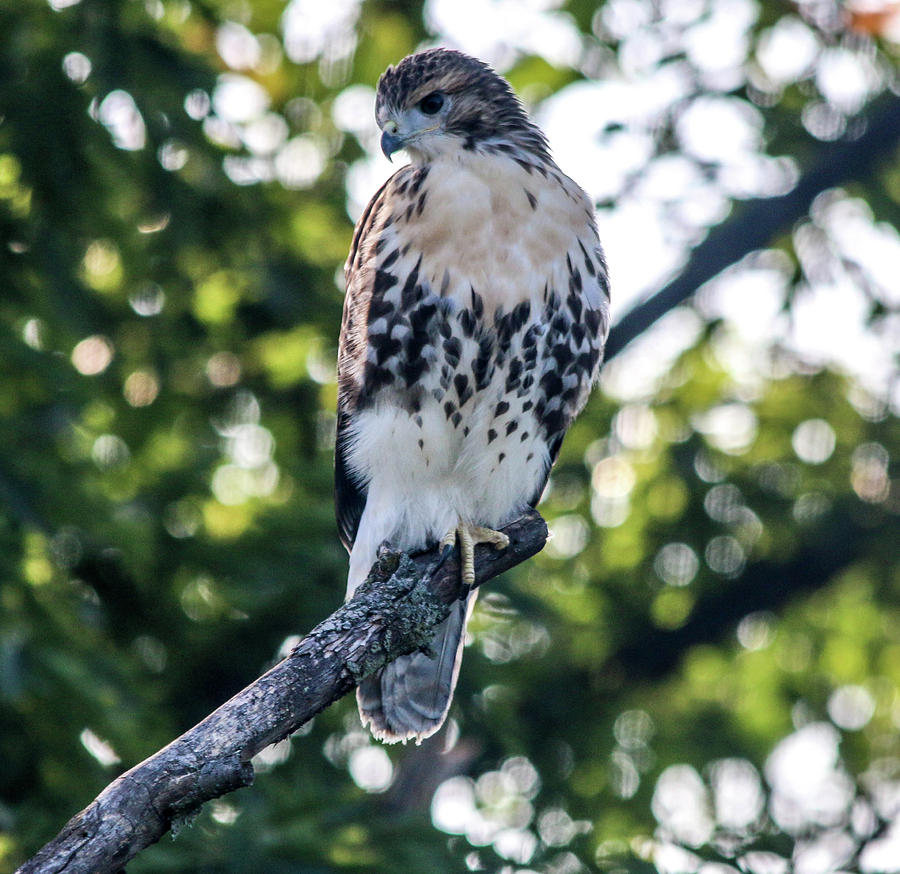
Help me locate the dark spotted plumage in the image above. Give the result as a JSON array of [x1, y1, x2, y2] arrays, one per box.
[[336, 48, 610, 744]]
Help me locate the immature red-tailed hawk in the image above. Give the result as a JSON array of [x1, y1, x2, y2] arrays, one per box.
[[337, 48, 610, 743]]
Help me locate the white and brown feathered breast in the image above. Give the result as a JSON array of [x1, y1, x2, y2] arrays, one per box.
[[336, 146, 610, 553]]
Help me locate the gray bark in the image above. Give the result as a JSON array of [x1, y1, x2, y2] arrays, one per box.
[[18, 511, 548, 874]]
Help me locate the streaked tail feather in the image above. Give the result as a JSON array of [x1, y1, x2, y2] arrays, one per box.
[[357, 593, 473, 743]]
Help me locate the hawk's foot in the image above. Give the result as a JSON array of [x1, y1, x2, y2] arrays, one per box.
[[439, 523, 510, 587]]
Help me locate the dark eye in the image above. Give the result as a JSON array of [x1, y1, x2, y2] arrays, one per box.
[[419, 92, 445, 115]]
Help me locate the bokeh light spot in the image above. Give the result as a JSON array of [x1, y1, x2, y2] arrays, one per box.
[[79, 728, 121, 767], [851, 442, 890, 503], [792, 419, 836, 464], [827, 685, 875, 731], [71, 335, 114, 375], [207, 351, 242, 387], [693, 404, 758, 454], [92, 434, 130, 469], [651, 764, 714, 847], [62, 51, 91, 83], [124, 370, 159, 407], [654, 542, 700, 586], [709, 758, 764, 830], [348, 745, 393, 793], [129, 281, 165, 316], [705, 535, 746, 577], [97, 89, 146, 150], [546, 514, 589, 560], [614, 709, 656, 749], [737, 612, 775, 651]]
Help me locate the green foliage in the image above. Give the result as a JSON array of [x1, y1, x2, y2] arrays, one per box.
[[1, 1, 898, 872]]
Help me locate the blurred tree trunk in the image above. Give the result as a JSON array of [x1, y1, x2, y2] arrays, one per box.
[[605, 92, 900, 361]]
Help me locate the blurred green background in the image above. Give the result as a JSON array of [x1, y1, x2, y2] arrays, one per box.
[[1, 0, 898, 871]]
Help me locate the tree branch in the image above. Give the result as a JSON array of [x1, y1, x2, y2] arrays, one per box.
[[18, 511, 548, 874]]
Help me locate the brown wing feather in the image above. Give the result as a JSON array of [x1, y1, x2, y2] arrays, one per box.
[[335, 170, 406, 552], [335, 405, 366, 553], [526, 265, 611, 511]]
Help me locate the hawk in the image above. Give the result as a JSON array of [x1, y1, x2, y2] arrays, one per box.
[[337, 48, 610, 743]]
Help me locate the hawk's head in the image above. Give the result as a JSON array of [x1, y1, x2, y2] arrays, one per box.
[[375, 48, 548, 163]]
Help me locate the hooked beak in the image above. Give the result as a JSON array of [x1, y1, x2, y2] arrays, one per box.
[[380, 129, 404, 162]]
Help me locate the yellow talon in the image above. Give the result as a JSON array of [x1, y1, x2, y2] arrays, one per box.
[[440, 523, 510, 586]]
